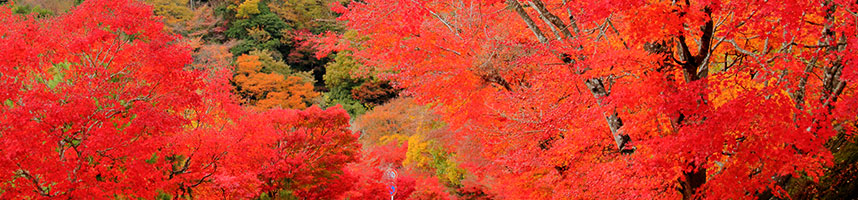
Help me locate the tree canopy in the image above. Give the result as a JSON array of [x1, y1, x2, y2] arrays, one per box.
[[325, 0, 858, 198], [1, 0, 856, 199]]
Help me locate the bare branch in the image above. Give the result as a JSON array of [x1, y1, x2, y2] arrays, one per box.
[[417, 0, 464, 40], [507, 0, 548, 43], [722, 38, 757, 56], [528, 0, 574, 39]]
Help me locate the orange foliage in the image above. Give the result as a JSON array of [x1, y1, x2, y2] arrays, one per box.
[[233, 54, 320, 109]]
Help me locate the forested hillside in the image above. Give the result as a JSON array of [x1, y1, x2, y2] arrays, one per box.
[[0, 0, 856, 199]]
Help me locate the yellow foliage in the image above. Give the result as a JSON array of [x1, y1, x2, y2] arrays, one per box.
[[144, 0, 192, 28], [439, 160, 465, 185], [404, 134, 432, 169], [403, 134, 466, 186], [267, 0, 343, 31], [379, 133, 409, 146], [356, 98, 465, 186], [235, 0, 261, 19]]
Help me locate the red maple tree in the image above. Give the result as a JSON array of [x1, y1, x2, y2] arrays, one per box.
[[0, 0, 201, 197], [0, 1, 360, 199], [326, 0, 858, 198]]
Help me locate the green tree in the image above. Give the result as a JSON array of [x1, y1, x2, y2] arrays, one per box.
[[322, 53, 368, 116], [249, 49, 292, 75], [225, 1, 288, 56], [9, 3, 52, 17]]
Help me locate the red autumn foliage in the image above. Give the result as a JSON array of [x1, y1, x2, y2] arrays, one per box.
[[0, 1, 359, 199], [342, 140, 458, 200], [3, 0, 857, 199], [327, 0, 858, 199], [0, 0, 199, 197]]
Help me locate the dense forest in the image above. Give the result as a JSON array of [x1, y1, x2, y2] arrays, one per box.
[[0, 0, 856, 199]]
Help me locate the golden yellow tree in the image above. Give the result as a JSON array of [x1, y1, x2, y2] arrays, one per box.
[[144, 0, 192, 30], [233, 0, 260, 19]]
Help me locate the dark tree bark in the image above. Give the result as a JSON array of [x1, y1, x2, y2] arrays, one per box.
[[508, 0, 633, 153]]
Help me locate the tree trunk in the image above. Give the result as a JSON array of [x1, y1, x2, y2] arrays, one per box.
[[679, 164, 707, 200], [509, 0, 633, 153]]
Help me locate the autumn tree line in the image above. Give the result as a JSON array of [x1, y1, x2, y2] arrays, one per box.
[[0, 0, 469, 199], [0, 0, 856, 199]]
